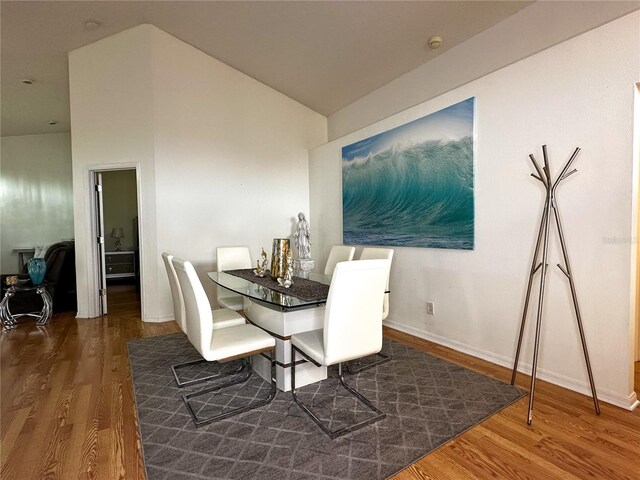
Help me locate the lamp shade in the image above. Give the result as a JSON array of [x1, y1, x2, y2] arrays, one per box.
[[111, 228, 124, 239]]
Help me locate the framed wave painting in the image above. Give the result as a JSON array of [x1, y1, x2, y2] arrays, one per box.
[[342, 97, 475, 250]]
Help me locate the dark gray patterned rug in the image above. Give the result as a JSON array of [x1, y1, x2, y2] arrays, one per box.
[[128, 334, 524, 480]]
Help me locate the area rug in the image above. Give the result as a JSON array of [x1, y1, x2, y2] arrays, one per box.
[[128, 334, 524, 480]]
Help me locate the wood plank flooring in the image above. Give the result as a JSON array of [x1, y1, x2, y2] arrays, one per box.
[[1, 296, 639, 479], [386, 329, 640, 480]]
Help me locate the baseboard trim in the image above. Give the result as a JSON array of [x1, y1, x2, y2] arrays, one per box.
[[384, 319, 638, 411], [76, 310, 173, 323], [142, 314, 174, 323]]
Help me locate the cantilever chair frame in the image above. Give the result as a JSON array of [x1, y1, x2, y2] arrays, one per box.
[[345, 350, 391, 375], [172, 256, 276, 428], [291, 345, 385, 439], [290, 259, 389, 438], [163, 252, 246, 389], [183, 351, 276, 428], [171, 355, 248, 389]]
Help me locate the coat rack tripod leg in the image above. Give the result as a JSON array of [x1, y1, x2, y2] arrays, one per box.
[[511, 151, 553, 386], [551, 198, 600, 415], [511, 203, 548, 386], [526, 185, 554, 425]]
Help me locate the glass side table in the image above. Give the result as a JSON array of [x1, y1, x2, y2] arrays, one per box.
[[0, 281, 52, 330]]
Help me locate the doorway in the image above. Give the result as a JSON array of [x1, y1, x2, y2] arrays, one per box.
[[93, 168, 141, 318]]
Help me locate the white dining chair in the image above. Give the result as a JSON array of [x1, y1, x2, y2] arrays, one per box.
[[162, 252, 188, 333], [162, 252, 246, 388], [359, 248, 394, 320], [291, 258, 389, 438], [347, 247, 395, 374], [172, 257, 276, 427], [323, 245, 355, 275], [216, 246, 252, 310]]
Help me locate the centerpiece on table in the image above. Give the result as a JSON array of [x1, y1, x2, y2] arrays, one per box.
[[253, 248, 268, 277], [277, 250, 294, 288], [270, 238, 290, 281], [293, 212, 314, 275]]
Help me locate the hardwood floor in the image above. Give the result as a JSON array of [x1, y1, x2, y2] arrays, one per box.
[[106, 284, 140, 318], [1, 302, 639, 479], [387, 330, 640, 480]]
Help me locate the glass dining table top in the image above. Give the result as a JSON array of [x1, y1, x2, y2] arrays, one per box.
[[208, 271, 332, 311]]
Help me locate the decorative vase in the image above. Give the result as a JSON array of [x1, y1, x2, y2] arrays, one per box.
[[27, 257, 46, 286], [270, 238, 290, 281]]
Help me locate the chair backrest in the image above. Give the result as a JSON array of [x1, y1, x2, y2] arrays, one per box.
[[323, 259, 389, 365], [162, 252, 186, 333], [216, 247, 252, 305], [171, 258, 213, 358], [359, 247, 394, 320], [323, 245, 356, 275], [216, 247, 252, 271]]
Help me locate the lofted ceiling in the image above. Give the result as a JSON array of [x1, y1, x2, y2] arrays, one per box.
[[1, 0, 535, 137], [3, 1, 637, 139]]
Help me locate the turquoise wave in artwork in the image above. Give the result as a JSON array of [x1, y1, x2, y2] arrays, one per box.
[[342, 137, 474, 249]]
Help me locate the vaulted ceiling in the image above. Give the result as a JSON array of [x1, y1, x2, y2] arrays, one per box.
[[1, 1, 534, 137], [1, 1, 636, 138]]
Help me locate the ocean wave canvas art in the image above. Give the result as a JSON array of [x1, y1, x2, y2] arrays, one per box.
[[342, 97, 475, 250]]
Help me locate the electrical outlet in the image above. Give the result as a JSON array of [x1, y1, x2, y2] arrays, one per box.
[[426, 301, 435, 315]]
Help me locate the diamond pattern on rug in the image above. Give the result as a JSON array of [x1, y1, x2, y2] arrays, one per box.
[[128, 334, 524, 480]]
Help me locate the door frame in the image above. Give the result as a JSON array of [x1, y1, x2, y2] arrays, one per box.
[[634, 83, 640, 363], [84, 163, 144, 319], [94, 172, 108, 315]]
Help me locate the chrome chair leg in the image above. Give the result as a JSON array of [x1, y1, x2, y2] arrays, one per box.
[[345, 351, 391, 375], [182, 351, 277, 428], [171, 357, 248, 388], [291, 345, 385, 439]]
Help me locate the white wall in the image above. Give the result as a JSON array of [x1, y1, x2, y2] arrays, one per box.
[[0, 133, 74, 272], [69, 25, 327, 321], [69, 26, 157, 319], [150, 27, 327, 318], [310, 12, 640, 409]]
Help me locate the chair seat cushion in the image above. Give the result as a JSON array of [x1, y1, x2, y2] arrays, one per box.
[[207, 324, 275, 362], [211, 308, 245, 330], [218, 293, 244, 311], [291, 329, 325, 366]]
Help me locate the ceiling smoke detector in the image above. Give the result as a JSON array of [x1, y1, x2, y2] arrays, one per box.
[[427, 36, 442, 50], [84, 20, 101, 30], [49, 121, 58, 125], [21, 78, 34, 85]]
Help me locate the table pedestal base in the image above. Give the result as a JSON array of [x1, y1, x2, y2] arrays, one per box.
[[252, 351, 326, 392], [243, 298, 326, 392]]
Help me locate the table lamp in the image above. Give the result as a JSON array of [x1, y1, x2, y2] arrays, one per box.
[[111, 228, 124, 251]]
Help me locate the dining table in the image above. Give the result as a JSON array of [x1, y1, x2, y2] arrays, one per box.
[[208, 269, 332, 391]]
